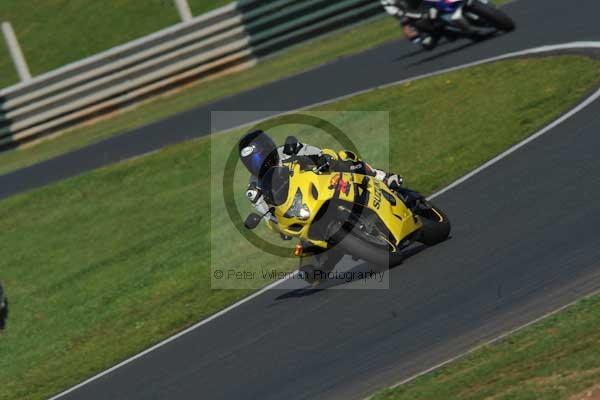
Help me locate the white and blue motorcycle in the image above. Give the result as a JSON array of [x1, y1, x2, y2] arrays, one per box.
[[385, 0, 515, 50]]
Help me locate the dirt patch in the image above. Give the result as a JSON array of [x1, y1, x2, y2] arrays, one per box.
[[569, 384, 600, 400]]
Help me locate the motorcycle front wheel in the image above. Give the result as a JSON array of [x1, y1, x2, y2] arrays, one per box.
[[466, 1, 515, 32], [414, 202, 451, 246]]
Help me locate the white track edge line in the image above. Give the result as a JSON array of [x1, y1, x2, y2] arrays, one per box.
[[210, 41, 600, 137], [131, 41, 600, 140], [428, 85, 600, 200], [358, 285, 600, 400], [47, 272, 298, 400], [48, 41, 600, 399]]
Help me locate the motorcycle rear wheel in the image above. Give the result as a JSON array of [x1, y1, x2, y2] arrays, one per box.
[[466, 1, 515, 32]]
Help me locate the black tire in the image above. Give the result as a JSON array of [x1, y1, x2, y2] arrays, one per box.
[[330, 224, 404, 268], [416, 203, 451, 246], [467, 1, 515, 32]]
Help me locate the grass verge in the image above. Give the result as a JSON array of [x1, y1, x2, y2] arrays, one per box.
[[372, 293, 600, 400], [0, 55, 598, 399]]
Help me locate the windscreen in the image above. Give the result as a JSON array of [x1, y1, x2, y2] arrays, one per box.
[[260, 166, 291, 207]]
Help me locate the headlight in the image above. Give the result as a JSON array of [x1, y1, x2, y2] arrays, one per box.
[[284, 189, 310, 220]]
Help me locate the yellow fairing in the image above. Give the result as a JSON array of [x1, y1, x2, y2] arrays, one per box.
[[269, 162, 422, 249]]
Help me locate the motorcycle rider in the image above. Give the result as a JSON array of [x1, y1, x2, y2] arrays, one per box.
[[239, 130, 405, 283], [380, 0, 441, 50], [239, 130, 404, 223]]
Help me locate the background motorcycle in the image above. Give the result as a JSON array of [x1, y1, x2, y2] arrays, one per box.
[[418, 0, 515, 50]]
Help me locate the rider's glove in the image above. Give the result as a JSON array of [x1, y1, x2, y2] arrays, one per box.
[[372, 168, 403, 190], [384, 173, 404, 191]]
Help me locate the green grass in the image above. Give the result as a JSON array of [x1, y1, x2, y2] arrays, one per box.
[[0, 55, 598, 400], [373, 294, 600, 400], [0, 0, 231, 89]]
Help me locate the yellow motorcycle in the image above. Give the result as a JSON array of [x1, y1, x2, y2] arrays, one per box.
[[244, 159, 450, 280]]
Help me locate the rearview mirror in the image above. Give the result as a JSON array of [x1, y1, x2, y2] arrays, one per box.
[[244, 213, 262, 230]]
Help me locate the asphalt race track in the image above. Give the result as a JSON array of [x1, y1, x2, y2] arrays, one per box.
[[53, 91, 600, 400], [13, 0, 600, 399]]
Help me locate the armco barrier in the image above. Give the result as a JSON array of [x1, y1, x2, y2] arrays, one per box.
[[0, 0, 384, 150]]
